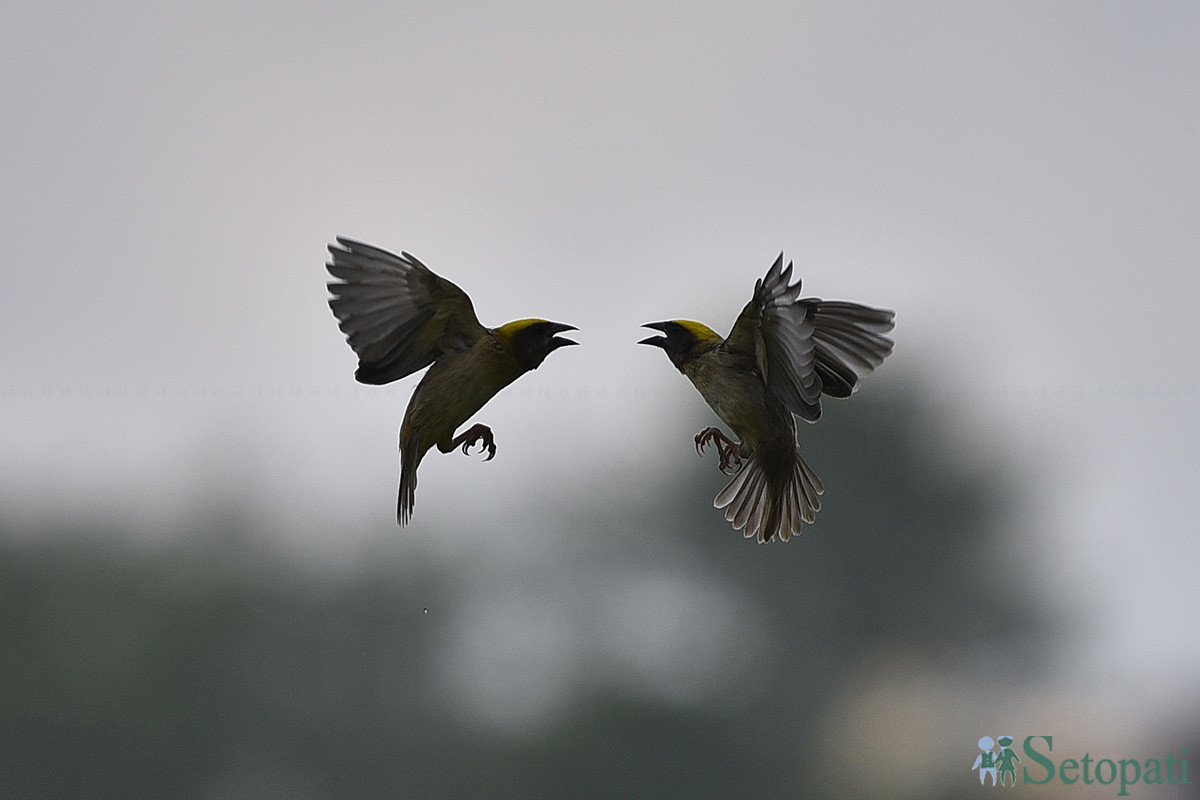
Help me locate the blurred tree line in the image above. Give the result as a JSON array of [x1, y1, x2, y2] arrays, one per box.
[[1, 382, 1062, 799]]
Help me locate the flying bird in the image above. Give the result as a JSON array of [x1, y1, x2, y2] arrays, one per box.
[[327, 238, 577, 524], [640, 253, 894, 543]]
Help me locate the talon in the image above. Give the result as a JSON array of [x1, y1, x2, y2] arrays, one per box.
[[719, 451, 743, 475], [694, 426, 742, 474], [450, 423, 497, 462], [694, 426, 722, 455]]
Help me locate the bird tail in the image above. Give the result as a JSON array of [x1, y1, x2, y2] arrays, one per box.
[[713, 445, 824, 543], [397, 433, 424, 526]]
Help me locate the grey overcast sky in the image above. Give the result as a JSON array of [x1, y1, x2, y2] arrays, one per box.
[[2, 1, 1198, 725]]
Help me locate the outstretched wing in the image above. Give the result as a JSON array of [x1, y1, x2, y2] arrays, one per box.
[[726, 253, 822, 419], [726, 253, 894, 421], [327, 238, 488, 385], [802, 299, 894, 399]]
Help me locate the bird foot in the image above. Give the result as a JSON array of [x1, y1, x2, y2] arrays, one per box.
[[451, 423, 497, 462], [695, 427, 742, 475]]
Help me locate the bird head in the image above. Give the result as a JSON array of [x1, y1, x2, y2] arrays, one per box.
[[496, 318, 579, 371], [638, 320, 721, 370]]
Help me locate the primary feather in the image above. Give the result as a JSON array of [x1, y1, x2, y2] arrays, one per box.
[[728, 252, 894, 421], [327, 237, 487, 385]]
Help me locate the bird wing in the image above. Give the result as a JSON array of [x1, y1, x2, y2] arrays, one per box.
[[327, 237, 488, 385], [802, 299, 894, 399], [727, 253, 823, 420], [727, 253, 895, 421]]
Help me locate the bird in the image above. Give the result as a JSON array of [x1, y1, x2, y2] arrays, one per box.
[[326, 237, 578, 525], [639, 253, 894, 543]]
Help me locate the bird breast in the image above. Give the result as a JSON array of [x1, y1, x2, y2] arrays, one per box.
[[403, 336, 524, 448], [682, 351, 783, 450]]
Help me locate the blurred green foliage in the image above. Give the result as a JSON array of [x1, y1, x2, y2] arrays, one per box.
[[0, 382, 1050, 799]]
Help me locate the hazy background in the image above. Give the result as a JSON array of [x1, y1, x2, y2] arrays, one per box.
[[2, 2, 1198, 797]]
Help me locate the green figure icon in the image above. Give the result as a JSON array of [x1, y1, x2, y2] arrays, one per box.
[[973, 737, 999, 786], [996, 735, 1020, 786]]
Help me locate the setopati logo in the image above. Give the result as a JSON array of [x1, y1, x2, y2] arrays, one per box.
[[973, 736, 1023, 786], [973, 735, 1189, 796]]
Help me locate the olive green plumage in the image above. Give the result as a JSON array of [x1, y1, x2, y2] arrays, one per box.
[[327, 237, 576, 525], [641, 253, 894, 543]]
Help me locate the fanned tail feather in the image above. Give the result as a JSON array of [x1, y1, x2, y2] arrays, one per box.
[[713, 447, 824, 543]]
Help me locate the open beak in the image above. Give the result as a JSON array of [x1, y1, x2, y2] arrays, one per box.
[[638, 321, 670, 348], [547, 322, 579, 348]]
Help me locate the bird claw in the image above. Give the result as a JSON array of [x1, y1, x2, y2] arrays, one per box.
[[452, 424, 497, 462], [694, 427, 743, 474]]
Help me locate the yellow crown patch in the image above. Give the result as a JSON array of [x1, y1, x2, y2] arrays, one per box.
[[671, 319, 723, 344]]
